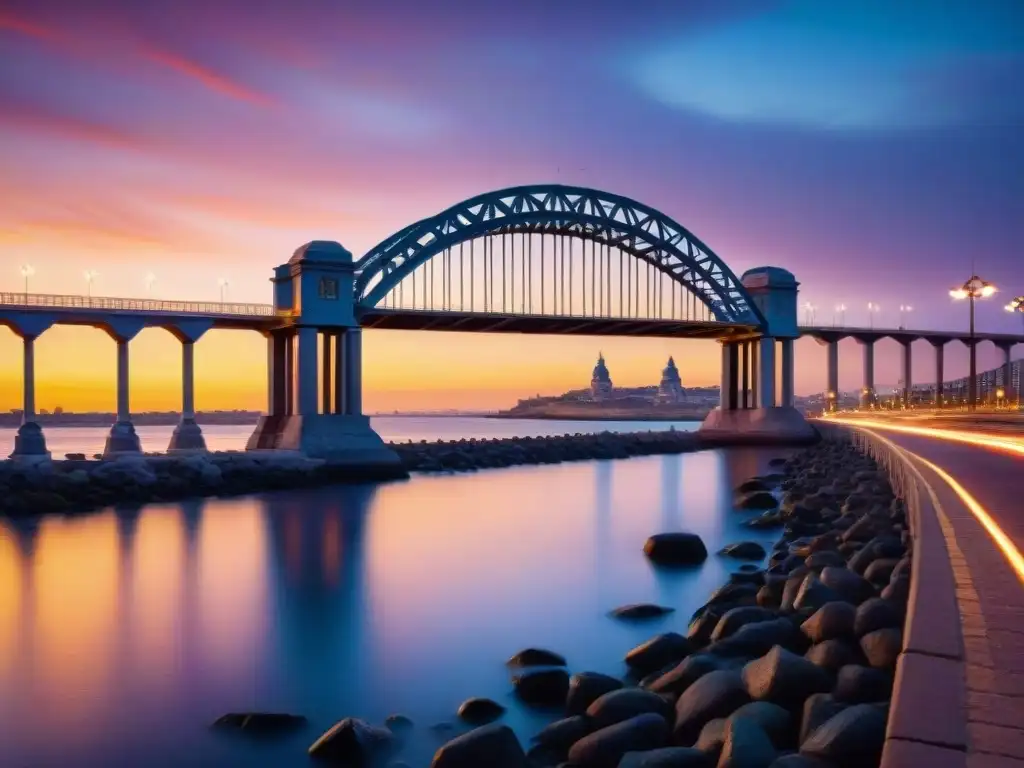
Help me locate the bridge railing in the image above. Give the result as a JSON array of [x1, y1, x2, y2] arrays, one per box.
[[0, 292, 278, 317]]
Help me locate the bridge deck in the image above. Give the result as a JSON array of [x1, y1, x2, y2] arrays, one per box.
[[877, 430, 1024, 764]]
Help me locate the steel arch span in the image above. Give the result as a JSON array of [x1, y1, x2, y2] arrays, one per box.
[[354, 184, 766, 327]]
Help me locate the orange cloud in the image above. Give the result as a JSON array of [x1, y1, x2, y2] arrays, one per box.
[[140, 47, 276, 107]]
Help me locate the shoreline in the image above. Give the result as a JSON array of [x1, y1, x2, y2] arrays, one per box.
[[486, 413, 709, 422]]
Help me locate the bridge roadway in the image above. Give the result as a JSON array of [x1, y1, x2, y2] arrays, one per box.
[[829, 416, 1024, 764]]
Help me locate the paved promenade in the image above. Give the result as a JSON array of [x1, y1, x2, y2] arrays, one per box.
[[855, 426, 1024, 765]]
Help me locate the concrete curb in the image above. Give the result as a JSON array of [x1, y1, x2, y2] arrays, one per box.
[[819, 423, 968, 768]]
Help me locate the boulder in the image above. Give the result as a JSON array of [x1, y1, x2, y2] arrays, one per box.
[[694, 717, 727, 755], [513, 667, 570, 706], [212, 712, 306, 735], [804, 639, 863, 674], [738, 478, 771, 493], [308, 717, 394, 764], [862, 558, 900, 587], [738, 492, 779, 510], [611, 604, 676, 620], [644, 533, 709, 566], [626, 632, 692, 673], [456, 697, 506, 724], [647, 654, 726, 696], [566, 672, 624, 715], [800, 602, 856, 644], [507, 648, 566, 667], [530, 715, 591, 758], [803, 551, 846, 571], [742, 646, 832, 711], [799, 704, 887, 767], [709, 618, 807, 659], [567, 713, 670, 768], [769, 753, 839, 766], [833, 665, 892, 704], [792, 575, 841, 613], [673, 669, 751, 744], [429, 723, 528, 768], [586, 687, 674, 729], [881, 574, 910, 605], [859, 628, 902, 670], [720, 541, 768, 560], [728, 701, 793, 750], [710, 607, 778, 643], [384, 714, 413, 733], [718, 715, 778, 767], [619, 746, 715, 767], [818, 567, 874, 605], [853, 598, 902, 638], [798, 694, 847, 745]]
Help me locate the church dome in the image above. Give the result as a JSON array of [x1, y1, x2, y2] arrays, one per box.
[[592, 353, 611, 382], [662, 356, 680, 378]]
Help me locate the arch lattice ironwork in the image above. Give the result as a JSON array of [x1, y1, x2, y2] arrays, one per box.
[[354, 184, 765, 327]]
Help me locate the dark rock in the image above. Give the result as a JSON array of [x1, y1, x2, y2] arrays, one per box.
[[742, 646, 832, 711], [818, 567, 874, 605], [619, 746, 715, 766], [853, 598, 902, 638], [644, 533, 709, 566], [731, 568, 767, 585], [799, 694, 847, 745], [212, 712, 307, 735], [710, 607, 778, 643], [881, 575, 910, 605], [738, 478, 771, 493], [768, 755, 836, 766], [709, 618, 808, 658], [530, 715, 591, 757], [707, 582, 762, 608], [648, 654, 726, 696], [308, 717, 394, 764], [862, 558, 900, 587], [800, 602, 856, 644], [513, 667, 570, 706], [688, 608, 725, 647], [728, 701, 793, 750], [718, 715, 778, 767], [859, 628, 902, 670], [626, 632, 692, 673], [694, 717, 727, 755], [803, 551, 846, 571], [799, 704, 886, 768], [586, 687, 674, 729], [673, 669, 751, 744], [507, 648, 566, 667], [566, 672, 623, 715], [611, 604, 676, 620], [833, 665, 892, 704], [385, 714, 414, 732], [746, 511, 785, 530], [720, 541, 768, 560], [792, 574, 841, 613], [567, 713, 670, 768], [457, 697, 506, 724], [804, 639, 864, 674], [429, 723, 528, 768], [739, 492, 779, 510]]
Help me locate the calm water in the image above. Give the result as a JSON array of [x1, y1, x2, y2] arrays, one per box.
[[0, 416, 702, 457], [0, 419, 786, 768]]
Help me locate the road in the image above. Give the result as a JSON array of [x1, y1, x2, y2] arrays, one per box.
[[826, 416, 1024, 765]]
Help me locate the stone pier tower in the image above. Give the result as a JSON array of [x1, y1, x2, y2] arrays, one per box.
[[245, 241, 400, 466]]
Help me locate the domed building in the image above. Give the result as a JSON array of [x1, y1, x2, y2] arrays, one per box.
[[656, 356, 687, 404], [590, 352, 614, 401]]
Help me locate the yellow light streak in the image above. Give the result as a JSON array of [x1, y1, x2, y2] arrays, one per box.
[[826, 417, 1024, 458]]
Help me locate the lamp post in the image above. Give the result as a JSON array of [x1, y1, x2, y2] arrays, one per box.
[[218, 278, 229, 303], [802, 302, 816, 325], [867, 302, 880, 329], [19, 264, 34, 299], [834, 303, 846, 327], [950, 275, 997, 412], [899, 304, 912, 330], [84, 269, 98, 298], [145, 272, 156, 297]]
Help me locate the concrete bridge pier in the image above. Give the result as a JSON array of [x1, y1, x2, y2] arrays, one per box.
[[931, 340, 945, 407], [900, 340, 913, 408], [860, 339, 876, 407], [245, 241, 399, 468], [998, 343, 1015, 402], [10, 318, 55, 463], [103, 320, 145, 458], [826, 339, 839, 412], [167, 321, 213, 453]]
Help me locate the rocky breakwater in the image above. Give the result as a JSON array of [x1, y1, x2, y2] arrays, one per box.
[[390, 429, 702, 473], [215, 437, 910, 767], [0, 452, 409, 518]]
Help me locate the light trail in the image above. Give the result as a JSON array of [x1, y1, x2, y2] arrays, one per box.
[[824, 417, 1024, 458]]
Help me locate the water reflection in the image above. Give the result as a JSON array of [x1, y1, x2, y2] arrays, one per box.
[[0, 448, 786, 768]]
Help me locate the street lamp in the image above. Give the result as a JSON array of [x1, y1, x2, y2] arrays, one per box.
[[802, 302, 817, 325], [218, 277, 229, 303], [84, 269, 99, 298], [899, 304, 913, 330], [950, 275, 996, 412], [19, 264, 34, 298], [1007, 296, 1024, 332], [145, 272, 156, 296], [834, 303, 846, 327], [867, 302, 880, 329]]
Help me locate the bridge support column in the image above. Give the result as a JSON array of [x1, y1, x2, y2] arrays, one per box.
[[826, 340, 839, 412], [740, 342, 750, 408], [900, 341, 913, 408], [780, 338, 795, 408], [759, 337, 776, 409], [749, 341, 759, 408], [999, 344, 1014, 404], [321, 332, 333, 414], [296, 326, 319, 415], [104, 333, 143, 457], [10, 334, 51, 463], [284, 331, 295, 415], [268, 331, 288, 416], [860, 340, 876, 407], [333, 331, 345, 414], [932, 342, 945, 407], [343, 328, 363, 416], [168, 340, 207, 452]]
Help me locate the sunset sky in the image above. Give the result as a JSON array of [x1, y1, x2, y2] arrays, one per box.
[[1, 0, 1022, 413]]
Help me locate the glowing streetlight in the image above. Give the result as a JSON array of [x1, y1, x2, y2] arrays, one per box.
[[802, 302, 817, 325], [145, 272, 156, 296], [899, 304, 913, 329], [19, 264, 34, 297], [218, 277, 230, 303], [834, 303, 847, 327], [950, 275, 996, 412], [867, 302, 880, 329], [1007, 296, 1024, 332], [84, 269, 99, 298]]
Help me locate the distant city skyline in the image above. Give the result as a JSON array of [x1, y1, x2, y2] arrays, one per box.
[[1, 0, 1021, 411]]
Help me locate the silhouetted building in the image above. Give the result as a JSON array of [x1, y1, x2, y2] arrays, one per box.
[[590, 352, 614, 401], [656, 356, 687, 404]]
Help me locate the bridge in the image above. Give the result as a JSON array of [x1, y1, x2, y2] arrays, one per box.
[[1, 183, 1021, 463]]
